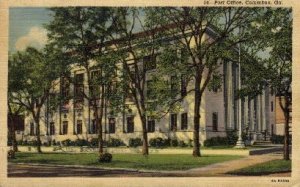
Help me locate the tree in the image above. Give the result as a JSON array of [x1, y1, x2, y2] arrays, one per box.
[[46, 7, 118, 155], [8, 47, 61, 153], [241, 8, 292, 160], [7, 94, 25, 152], [146, 7, 259, 156], [107, 7, 173, 155]]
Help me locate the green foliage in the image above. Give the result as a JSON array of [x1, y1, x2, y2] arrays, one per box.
[[89, 138, 99, 147], [106, 138, 126, 147], [74, 139, 89, 146], [61, 139, 74, 146], [8, 150, 15, 160], [149, 137, 170, 148], [98, 153, 113, 163], [270, 135, 292, 144], [204, 137, 229, 147], [128, 138, 143, 147]]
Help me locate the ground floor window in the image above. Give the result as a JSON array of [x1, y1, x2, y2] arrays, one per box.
[[170, 114, 177, 131], [127, 116, 134, 133], [212, 112, 218, 131], [147, 119, 155, 133], [108, 118, 116, 134], [50, 122, 55, 135], [62, 121, 68, 135], [181, 113, 188, 130], [30, 123, 34, 136], [77, 120, 82, 134], [90, 119, 98, 134]]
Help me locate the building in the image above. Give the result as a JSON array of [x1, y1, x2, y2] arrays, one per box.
[[273, 95, 292, 136], [20, 26, 276, 145]]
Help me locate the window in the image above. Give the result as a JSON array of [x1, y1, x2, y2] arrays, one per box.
[[144, 56, 156, 71], [77, 120, 82, 134], [127, 116, 134, 133], [91, 119, 98, 134], [146, 80, 155, 100], [147, 119, 155, 133], [108, 118, 116, 134], [271, 101, 274, 112], [61, 76, 70, 99], [50, 122, 55, 135], [181, 75, 187, 97], [212, 112, 218, 131], [170, 114, 177, 131], [170, 76, 179, 98], [181, 113, 188, 130], [74, 73, 84, 104], [90, 70, 100, 99], [62, 121, 68, 135], [30, 123, 35, 136]]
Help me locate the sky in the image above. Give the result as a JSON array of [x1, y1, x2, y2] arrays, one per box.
[[9, 8, 52, 53], [9, 8, 145, 53]]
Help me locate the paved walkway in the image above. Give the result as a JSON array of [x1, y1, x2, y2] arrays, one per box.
[[8, 153, 290, 177]]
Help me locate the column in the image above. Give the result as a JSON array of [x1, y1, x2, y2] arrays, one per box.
[[261, 89, 266, 131], [244, 97, 249, 129], [226, 61, 234, 130], [256, 95, 261, 132]]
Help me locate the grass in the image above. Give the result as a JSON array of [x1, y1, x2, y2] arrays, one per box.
[[227, 159, 291, 176], [10, 152, 243, 171]]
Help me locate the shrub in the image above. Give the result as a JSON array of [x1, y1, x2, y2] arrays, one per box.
[[170, 139, 178, 147], [90, 138, 99, 147], [22, 140, 28, 146], [271, 135, 285, 144], [7, 150, 15, 159], [107, 138, 125, 147], [178, 140, 187, 147], [204, 136, 228, 147], [226, 130, 238, 145], [98, 153, 113, 163], [129, 138, 143, 147], [188, 139, 193, 147], [149, 137, 166, 148], [74, 139, 89, 146], [52, 140, 57, 146], [61, 139, 75, 146]]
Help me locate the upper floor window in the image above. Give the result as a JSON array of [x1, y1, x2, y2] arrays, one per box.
[[171, 76, 179, 98], [147, 118, 155, 133], [146, 80, 155, 100], [181, 113, 188, 130], [271, 101, 274, 112], [143, 56, 156, 71], [50, 122, 55, 135], [170, 113, 177, 131], [181, 75, 187, 97], [61, 76, 70, 99]]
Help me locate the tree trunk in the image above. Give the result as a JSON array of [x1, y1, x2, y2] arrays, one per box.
[[141, 115, 149, 155], [98, 84, 105, 155], [193, 74, 201, 157], [9, 117, 18, 152], [283, 102, 290, 160], [34, 117, 42, 153]]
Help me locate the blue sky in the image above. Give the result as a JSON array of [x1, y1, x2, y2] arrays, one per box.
[[9, 8, 52, 52]]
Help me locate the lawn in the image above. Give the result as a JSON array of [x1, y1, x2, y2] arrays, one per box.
[[10, 152, 243, 171], [227, 159, 291, 176]]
